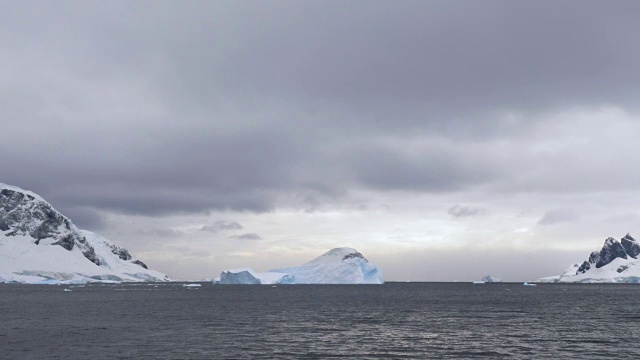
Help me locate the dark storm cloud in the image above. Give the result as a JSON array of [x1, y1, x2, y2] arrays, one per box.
[[349, 139, 501, 191], [218, 1, 639, 118], [448, 205, 489, 219], [2, 1, 640, 216]]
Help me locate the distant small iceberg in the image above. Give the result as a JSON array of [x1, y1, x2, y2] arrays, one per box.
[[472, 275, 501, 284], [523, 282, 537, 286], [480, 275, 502, 283]]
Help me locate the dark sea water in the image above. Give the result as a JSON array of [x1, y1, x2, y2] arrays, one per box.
[[1, 282, 640, 359]]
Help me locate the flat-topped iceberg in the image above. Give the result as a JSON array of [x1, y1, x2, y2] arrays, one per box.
[[217, 247, 384, 284], [219, 268, 294, 285]]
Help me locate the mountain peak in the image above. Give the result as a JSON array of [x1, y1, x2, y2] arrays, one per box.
[[0, 183, 45, 202], [621, 233, 640, 259]]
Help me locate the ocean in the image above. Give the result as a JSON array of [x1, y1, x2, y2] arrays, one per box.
[[1, 282, 639, 359]]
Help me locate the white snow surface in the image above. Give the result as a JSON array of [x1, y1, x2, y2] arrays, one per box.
[[0, 232, 169, 284], [0, 184, 169, 284], [218, 247, 384, 285]]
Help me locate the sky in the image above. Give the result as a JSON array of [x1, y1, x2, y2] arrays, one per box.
[[2, 1, 640, 281]]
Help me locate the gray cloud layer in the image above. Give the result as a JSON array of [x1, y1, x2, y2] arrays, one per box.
[[2, 1, 640, 229]]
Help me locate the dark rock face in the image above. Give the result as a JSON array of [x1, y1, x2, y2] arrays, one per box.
[[617, 265, 630, 273], [108, 243, 132, 261], [0, 188, 100, 266], [53, 234, 76, 251], [577, 261, 591, 274], [81, 247, 101, 266], [132, 260, 148, 269], [621, 234, 640, 259], [596, 237, 627, 268], [105, 242, 148, 268], [342, 252, 368, 262]]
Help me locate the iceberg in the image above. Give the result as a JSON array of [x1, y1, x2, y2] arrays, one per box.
[[217, 248, 384, 285], [218, 268, 294, 285], [479, 275, 502, 283]]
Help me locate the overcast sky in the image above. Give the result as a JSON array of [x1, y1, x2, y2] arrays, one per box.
[[2, 1, 640, 281]]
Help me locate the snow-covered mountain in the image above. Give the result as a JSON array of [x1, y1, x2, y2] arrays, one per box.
[[0, 183, 169, 283], [217, 247, 384, 284], [539, 234, 640, 283]]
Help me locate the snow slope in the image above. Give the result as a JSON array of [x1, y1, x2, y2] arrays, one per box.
[[0, 183, 169, 283], [539, 234, 640, 283], [217, 247, 384, 284]]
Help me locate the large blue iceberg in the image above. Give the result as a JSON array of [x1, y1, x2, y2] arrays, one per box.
[[217, 247, 384, 284]]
